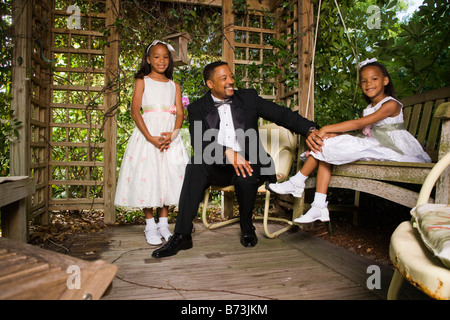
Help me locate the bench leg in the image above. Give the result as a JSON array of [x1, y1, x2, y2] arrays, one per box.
[[221, 191, 234, 219], [387, 269, 404, 300], [353, 190, 360, 225], [1, 199, 28, 243]]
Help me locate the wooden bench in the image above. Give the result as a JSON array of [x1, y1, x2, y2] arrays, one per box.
[[0, 176, 36, 243], [0, 237, 117, 300], [295, 87, 450, 220]]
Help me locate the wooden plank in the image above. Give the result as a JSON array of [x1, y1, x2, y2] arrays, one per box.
[[222, 0, 235, 73], [102, 0, 119, 224], [52, 9, 107, 18], [307, 176, 426, 208], [51, 28, 104, 37], [408, 103, 422, 136], [417, 100, 434, 145], [0, 177, 36, 208], [0, 177, 36, 242], [297, 0, 314, 120], [100, 223, 380, 300], [331, 162, 432, 185], [0, 237, 117, 300], [54, 67, 106, 74], [50, 85, 104, 92], [427, 98, 446, 155], [401, 87, 450, 106], [51, 47, 104, 55], [49, 180, 104, 186]]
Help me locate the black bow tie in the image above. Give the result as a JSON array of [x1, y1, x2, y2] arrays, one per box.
[[214, 98, 232, 108]]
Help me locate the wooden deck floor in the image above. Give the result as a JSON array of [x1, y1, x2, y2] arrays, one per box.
[[81, 221, 423, 301]]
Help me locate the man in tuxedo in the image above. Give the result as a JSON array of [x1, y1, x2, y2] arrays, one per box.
[[152, 61, 322, 258]]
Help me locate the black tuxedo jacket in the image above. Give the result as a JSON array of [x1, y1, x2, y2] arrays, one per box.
[[187, 88, 318, 182]]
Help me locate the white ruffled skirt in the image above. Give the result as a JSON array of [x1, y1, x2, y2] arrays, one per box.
[[114, 112, 189, 209]]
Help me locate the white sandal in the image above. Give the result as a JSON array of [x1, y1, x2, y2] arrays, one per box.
[[294, 201, 330, 223], [268, 179, 305, 197], [145, 226, 162, 245]]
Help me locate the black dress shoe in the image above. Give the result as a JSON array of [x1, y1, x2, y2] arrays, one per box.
[[240, 230, 258, 247], [152, 233, 193, 258]]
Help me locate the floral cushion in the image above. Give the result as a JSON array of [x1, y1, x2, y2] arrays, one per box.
[[411, 204, 450, 269]]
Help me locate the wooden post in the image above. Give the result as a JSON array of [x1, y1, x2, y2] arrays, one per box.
[[9, 0, 32, 241], [222, 0, 235, 73], [297, 0, 314, 120], [103, 0, 119, 224], [294, 0, 314, 219]]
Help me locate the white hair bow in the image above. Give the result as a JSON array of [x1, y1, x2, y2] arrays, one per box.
[[146, 40, 176, 54], [359, 58, 377, 68]]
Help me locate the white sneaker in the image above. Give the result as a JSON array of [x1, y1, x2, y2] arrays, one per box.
[[294, 201, 330, 223], [157, 222, 172, 242], [145, 226, 162, 245], [268, 179, 305, 197]]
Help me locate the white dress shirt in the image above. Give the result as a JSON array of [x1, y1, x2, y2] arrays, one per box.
[[211, 94, 242, 152]]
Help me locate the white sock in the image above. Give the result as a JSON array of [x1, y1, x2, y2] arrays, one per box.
[[158, 217, 168, 225], [290, 171, 308, 185], [157, 217, 172, 241], [313, 192, 327, 206], [145, 218, 156, 230]]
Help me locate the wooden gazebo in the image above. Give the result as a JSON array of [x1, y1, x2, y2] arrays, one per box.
[[9, 0, 316, 235]]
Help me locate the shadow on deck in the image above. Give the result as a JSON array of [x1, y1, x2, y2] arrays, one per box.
[[67, 221, 429, 300]]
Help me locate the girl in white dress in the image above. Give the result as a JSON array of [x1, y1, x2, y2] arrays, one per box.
[[114, 41, 188, 245], [269, 58, 431, 223]]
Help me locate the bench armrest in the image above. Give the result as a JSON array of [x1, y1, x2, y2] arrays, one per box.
[[434, 102, 450, 119]]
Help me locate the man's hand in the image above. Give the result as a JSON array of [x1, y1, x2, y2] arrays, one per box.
[[305, 129, 324, 153], [224, 148, 253, 178]]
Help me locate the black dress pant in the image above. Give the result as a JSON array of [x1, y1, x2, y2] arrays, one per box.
[[174, 162, 262, 235]]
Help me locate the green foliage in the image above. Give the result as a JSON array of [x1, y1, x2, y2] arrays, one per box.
[[1, 0, 449, 179], [374, 0, 450, 95], [313, 0, 449, 126], [0, 0, 13, 175]]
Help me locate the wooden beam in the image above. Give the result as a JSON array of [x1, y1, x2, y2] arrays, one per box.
[[297, 0, 314, 120], [10, 0, 32, 240], [157, 0, 281, 11], [222, 0, 235, 72], [157, 0, 222, 7], [11, 0, 32, 178], [103, 0, 120, 224]]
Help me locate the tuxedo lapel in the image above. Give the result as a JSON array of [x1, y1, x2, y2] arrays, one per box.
[[230, 94, 245, 131], [202, 94, 220, 130]]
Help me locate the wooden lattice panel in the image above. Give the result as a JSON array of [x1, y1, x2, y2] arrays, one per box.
[[276, 0, 314, 119], [276, 0, 300, 110], [29, 0, 52, 220], [49, 0, 117, 217], [234, 11, 277, 101]]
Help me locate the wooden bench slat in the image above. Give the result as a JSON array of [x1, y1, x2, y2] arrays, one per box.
[[408, 103, 423, 136], [0, 267, 68, 300], [0, 260, 49, 280], [403, 106, 412, 128], [0, 237, 117, 300], [417, 100, 434, 146]]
